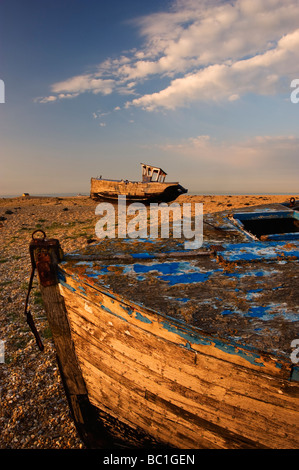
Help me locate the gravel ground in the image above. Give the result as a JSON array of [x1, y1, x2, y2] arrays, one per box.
[[0, 193, 292, 449], [0, 196, 97, 449]]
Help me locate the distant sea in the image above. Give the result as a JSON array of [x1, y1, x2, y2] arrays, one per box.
[[0, 192, 89, 198], [1, 191, 298, 198]]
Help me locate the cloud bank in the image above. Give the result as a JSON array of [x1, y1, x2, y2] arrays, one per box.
[[159, 133, 299, 192], [160, 134, 299, 168], [37, 0, 299, 110]]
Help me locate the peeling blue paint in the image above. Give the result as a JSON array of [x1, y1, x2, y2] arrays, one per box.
[[158, 318, 264, 366], [131, 252, 156, 259], [291, 366, 299, 382], [161, 320, 211, 347], [134, 311, 152, 324], [134, 262, 182, 275], [58, 271, 76, 292], [100, 304, 113, 314], [221, 309, 235, 316], [223, 269, 268, 278], [60, 281, 76, 292], [212, 338, 265, 366], [120, 305, 134, 316], [158, 271, 212, 285], [272, 285, 284, 291], [218, 241, 299, 261], [57, 271, 66, 282], [247, 306, 271, 318], [131, 261, 216, 285], [99, 303, 128, 323], [220, 304, 298, 321]]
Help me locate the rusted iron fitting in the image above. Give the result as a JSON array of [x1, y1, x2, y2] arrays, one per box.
[[29, 230, 63, 286]]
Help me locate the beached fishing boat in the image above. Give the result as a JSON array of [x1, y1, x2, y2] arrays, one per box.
[[26, 198, 299, 449], [90, 163, 187, 203]]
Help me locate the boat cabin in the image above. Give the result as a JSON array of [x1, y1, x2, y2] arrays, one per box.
[[141, 163, 167, 183], [230, 209, 299, 241]]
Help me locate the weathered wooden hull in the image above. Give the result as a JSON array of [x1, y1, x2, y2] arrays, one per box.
[[56, 270, 299, 449], [33, 201, 299, 449], [90, 178, 187, 203]]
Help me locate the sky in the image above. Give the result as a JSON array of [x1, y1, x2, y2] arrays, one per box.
[[0, 0, 299, 196]]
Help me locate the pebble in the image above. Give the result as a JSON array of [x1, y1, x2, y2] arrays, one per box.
[[0, 196, 97, 449]]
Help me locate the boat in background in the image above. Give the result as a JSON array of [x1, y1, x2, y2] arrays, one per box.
[[27, 198, 299, 449], [90, 163, 187, 203]]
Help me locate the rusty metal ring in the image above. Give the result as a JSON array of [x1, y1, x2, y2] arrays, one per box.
[[32, 229, 46, 240]]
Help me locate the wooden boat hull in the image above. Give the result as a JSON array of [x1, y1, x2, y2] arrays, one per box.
[[90, 178, 187, 203], [55, 270, 299, 449], [32, 201, 299, 449]]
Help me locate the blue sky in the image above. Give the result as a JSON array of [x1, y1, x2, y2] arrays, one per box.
[[1, 0, 299, 196]]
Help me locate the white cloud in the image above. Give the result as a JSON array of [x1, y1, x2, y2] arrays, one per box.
[[128, 27, 299, 110], [38, 0, 299, 110], [36, 95, 57, 103], [51, 74, 115, 95], [124, 0, 299, 75]]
